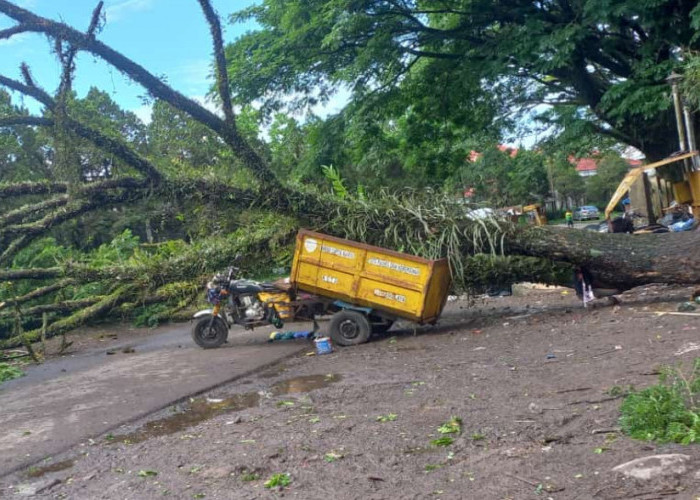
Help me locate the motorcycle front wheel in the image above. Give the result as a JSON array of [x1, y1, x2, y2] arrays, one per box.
[[191, 316, 228, 349]]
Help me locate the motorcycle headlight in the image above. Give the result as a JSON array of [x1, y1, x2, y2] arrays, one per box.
[[206, 287, 221, 305]]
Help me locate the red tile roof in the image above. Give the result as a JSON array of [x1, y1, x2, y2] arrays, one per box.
[[573, 157, 597, 172]]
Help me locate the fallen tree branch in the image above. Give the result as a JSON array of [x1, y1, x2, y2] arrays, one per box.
[[0, 75, 162, 182], [197, 0, 235, 126], [0, 285, 135, 349], [0, 181, 68, 199], [0, 298, 99, 319], [0, 0, 276, 185], [0, 268, 61, 281], [0, 279, 75, 311], [0, 115, 52, 127], [0, 235, 27, 266], [0, 191, 139, 264], [0, 196, 69, 228]]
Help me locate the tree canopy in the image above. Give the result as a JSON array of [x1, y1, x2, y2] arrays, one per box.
[[226, 0, 700, 161]]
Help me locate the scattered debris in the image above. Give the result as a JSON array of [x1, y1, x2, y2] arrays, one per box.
[[16, 478, 61, 496], [592, 345, 622, 358], [654, 311, 700, 317], [612, 454, 691, 480], [314, 337, 333, 355], [678, 302, 697, 312], [674, 342, 700, 356], [591, 428, 621, 434]]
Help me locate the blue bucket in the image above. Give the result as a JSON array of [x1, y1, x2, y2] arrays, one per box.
[[314, 337, 333, 355]]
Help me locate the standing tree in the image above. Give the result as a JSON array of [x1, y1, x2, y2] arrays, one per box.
[[225, 0, 700, 161]]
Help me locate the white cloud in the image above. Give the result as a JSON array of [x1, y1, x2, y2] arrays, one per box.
[[0, 32, 31, 47], [310, 87, 350, 119], [105, 0, 155, 24], [131, 103, 153, 125], [192, 95, 223, 117], [169, 59, 213, 94]]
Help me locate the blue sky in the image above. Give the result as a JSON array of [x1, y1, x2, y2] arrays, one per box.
[[0, 0, 268, 122]]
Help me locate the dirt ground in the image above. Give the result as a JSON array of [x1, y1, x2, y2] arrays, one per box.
[[3, 285, 700, 499]]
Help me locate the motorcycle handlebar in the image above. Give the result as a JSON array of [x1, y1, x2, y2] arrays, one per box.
[[212, 266, 239, 286]]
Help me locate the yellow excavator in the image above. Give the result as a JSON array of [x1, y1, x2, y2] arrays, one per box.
[[522, 203, 548, 226], [604, 151, 699, 220]]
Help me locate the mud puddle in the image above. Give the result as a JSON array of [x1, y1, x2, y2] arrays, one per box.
[[110, 374, 341, 444]]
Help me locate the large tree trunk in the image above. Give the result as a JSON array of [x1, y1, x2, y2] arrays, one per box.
[[507, 226, 699, 290]]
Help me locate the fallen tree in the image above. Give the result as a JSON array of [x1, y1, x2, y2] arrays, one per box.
[[0, 0, 699, 348]]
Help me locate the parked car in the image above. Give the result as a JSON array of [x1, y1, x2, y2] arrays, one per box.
[[573, 205, 600, 221]]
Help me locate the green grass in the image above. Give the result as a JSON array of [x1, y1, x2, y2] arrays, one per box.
[[240, 472, 259, 482], [430, 437, 454, 447], [620, 358, 700, 444], [264, 473, 290, 489], [0, 363, 24, 383], [437, 416, 462, 435]]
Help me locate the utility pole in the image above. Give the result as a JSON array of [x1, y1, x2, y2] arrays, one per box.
[[667, 72, 697, 170]]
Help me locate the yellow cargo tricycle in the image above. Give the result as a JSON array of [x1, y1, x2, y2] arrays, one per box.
[[191, 230, 452, 348]]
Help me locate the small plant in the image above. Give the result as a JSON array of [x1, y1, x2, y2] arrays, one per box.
[[607, 385, 634, 397], [431, 437, 454, 447], [324, 451, 343, 462], [132, 303, 170, 328], [376, 413, 398, 422], [620, 358, 700, 444], [437, 416, 462, 435], [321, 164, 348, 199], [264, 473, 291, 489], [240, 472, 259, 482], [471, 432, 485, 441], [137, 470, 158, 477], [424, 464, 443, 472], [0, 363, 24, 383]]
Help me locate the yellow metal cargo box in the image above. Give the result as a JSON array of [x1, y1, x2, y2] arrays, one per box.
[[290, 230, 451, 323]]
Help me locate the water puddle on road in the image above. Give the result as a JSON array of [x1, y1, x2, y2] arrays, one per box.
[[110, 374, 341, 445], [26, 459, 75, 478], [270, 374, 340, 395]]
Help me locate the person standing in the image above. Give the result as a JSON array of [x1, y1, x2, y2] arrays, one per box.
[[565, 209, 574, 228]]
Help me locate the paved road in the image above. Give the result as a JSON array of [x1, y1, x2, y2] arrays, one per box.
[[0, 322, 312, 476]]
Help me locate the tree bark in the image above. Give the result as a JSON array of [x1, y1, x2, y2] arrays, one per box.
[[506, 226, 700, 290]]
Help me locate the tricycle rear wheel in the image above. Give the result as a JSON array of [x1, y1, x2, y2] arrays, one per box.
[[329, 310, 371, 346]]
